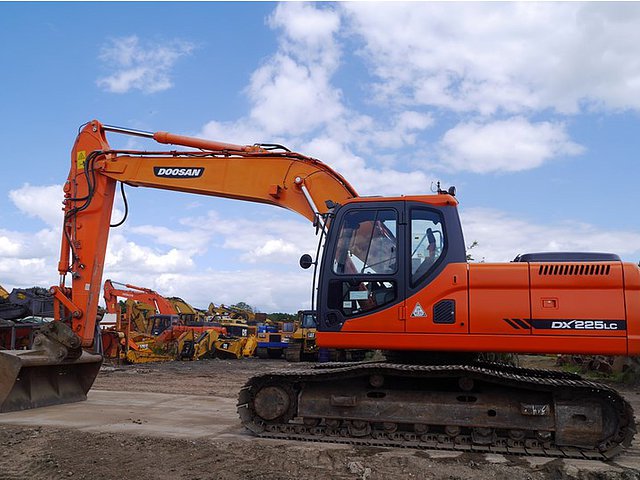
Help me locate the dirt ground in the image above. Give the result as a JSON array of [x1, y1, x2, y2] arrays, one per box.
[[1, 356, 640, 480]]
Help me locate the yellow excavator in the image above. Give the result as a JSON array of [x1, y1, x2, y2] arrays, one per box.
[[177, 329, 220, 360], [168, 297, 207, 324]]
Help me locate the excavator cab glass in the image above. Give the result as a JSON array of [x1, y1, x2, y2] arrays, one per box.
[[410, 209, 446, 286], [332, 209, 397, 275], [300, 311, 317, 329], [319, 203, 403, 326], [316, 200, 467, 331]]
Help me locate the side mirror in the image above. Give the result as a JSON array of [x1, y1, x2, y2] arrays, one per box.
[[299, 254, 314, 269]]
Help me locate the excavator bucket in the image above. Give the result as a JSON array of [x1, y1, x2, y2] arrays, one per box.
[[0, 348, 102, 413]]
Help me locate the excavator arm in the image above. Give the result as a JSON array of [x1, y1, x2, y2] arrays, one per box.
[[55, 120, 357, 348], [103, 279, 176, 317]]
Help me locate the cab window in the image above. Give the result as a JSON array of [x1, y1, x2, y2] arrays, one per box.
[[332, 210, 397, 275], [411, 209, 445, 285], [329, 209, 398, 317], [327, 280, 398, 317]]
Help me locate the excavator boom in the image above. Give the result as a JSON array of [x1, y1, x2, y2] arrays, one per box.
[[0, 119, 357, 412], [103, 279, 176, 318], [59, 120, 357, 348]]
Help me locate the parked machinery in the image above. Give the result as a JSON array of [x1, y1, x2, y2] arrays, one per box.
[[0, 286, 54, 351], [285, 310, 318, 362], [101, 279, 177, 363], [216, 321, 258, 359], [256, 321, 295, 359], [168, 296, 207, 324], [103, 279, 176, 331], [177, 329, 220, 361]]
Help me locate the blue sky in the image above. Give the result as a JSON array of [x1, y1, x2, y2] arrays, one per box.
[[1, 2, 639, 313]]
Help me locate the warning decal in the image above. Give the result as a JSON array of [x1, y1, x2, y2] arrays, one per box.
[[77, 151, 87, 171], [411, 302, 427, 317]]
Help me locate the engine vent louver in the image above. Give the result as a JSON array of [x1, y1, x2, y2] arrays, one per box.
[[433, 299, 456, 324], [538, 264, 611, 276]]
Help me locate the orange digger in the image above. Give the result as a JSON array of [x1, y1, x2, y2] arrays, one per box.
[[0, 120, 637, 458]]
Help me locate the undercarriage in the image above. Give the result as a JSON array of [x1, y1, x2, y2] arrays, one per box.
[[237, 362, 635, 459]]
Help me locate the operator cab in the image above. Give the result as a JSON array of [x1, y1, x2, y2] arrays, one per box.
[[149, 314, 181, 336], [314, 194, 467, 332], [298, 310, 317, 329]]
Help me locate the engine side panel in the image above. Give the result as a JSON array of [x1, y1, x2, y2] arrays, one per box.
[[528, 262, 626, 337], [468, 263, 531, 335]]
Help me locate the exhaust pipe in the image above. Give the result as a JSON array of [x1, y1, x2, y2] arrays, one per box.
[[0, 322, 102, 413]]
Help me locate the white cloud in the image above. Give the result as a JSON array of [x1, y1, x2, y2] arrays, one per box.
[[269, 2, 341, 57], [0, 258, 52, 288], [248, 54, 345, 137], [461, 207, 640, 263], [127, 224, 209, 254], [198, 2, 438, 194], [300, 135, 436, 196], [240, 238, 300, 264], [151, 269, 314, 313], [437, 117, 585, 173], [9, 183, 63, 228], [342, 3, 640, 115], [178, 210, 318, 262], [97, 35, 194, 94], [105, 232, 195, 275], [0, 228, 60, 289], [0, 235, 22, 256]]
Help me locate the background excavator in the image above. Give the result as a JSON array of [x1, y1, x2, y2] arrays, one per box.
[[103, 279, 176, 333], [167, 297, 207, 324], [102, 279, 226, 362], [0, 120, 638, 459], [102, 279, 178, 363]]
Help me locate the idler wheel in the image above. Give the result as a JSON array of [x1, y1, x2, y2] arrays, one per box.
[[253, 386, 291, 421]]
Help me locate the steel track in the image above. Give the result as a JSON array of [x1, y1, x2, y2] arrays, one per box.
[[237, 362, 636, 460]]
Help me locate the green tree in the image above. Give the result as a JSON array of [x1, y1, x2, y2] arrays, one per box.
[[231, 302, 254, 313], [268, 312, 297, 322]]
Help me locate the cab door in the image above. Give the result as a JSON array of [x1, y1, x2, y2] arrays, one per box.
[[403, 202, 469, 334], [318, 201, 406, 333]]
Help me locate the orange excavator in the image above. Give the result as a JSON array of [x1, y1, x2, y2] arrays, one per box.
[[101, 279, 179, 362], [103, 279, 176, 333], [0, 120, 637, 459]]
